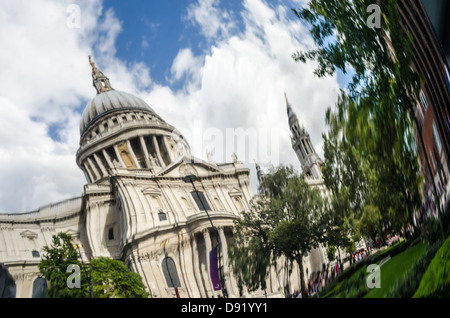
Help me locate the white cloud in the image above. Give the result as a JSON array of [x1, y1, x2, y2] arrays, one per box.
[[170, 48, 204, 88], [158, 0, 339, 191], [0, 0, 152, 212], [185, 0, 236, 41]]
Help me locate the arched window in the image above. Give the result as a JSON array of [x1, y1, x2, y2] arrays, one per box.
[[32, 277, 47, 298], [161, 257, 181, 288], [302, 139, 309, 155], [0, 264, 16, 298]]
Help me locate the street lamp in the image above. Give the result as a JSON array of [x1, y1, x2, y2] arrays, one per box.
[[73, 243, 93, 298], [160, 239, 180, 298], [182, 174, 228, 298]]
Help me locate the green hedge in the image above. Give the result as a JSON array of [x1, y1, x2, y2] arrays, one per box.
[[413, 236, 450, 298]]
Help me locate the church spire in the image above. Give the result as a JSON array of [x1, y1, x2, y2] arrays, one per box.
[[285, 93, 323, 179], [89, 56, 113, 94], [285, 91, 295, 120]]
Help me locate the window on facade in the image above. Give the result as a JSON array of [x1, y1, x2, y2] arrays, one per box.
[[429, 149, 436, 172], [108, 227, 114, 241], [420, 90, 428, 110], [302, 139, 309, 155], [416, 103, 424, 129], [297, 144, 304, 160], [158, 210, 167, 221], [32, 278, 47, 298], [190, 191, 211, 211], [162, 257, 181, 288], [31, 250, 40, 258], [433, 122, 442, 154]]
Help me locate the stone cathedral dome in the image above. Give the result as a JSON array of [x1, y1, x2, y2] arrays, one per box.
[[80, 89, 155, 135], [79, 56, 156, 135], [76, 57, 191, 183]]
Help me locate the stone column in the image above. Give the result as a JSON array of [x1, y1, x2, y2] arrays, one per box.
[[163, 136, 175, 163], [152, 136, 166, 167], [114, 144, 126, 167], [87, 157, 102, 179], [83, 163, 94, 182], [81, 167, 92, 183], [126, 140, 141, 169], [102, 149, 114, 169], [93, 153, 108, 176], [202, 229, 217, 298], [191, 233, 206, 297], [139, 136, 152, 168], [218, 227, 235, 297]]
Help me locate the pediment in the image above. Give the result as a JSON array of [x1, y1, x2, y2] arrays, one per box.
[[20, 230, 38, 239], [228, 187, 243, 197], [155, 156, 223, 178], [142, 186, 161, 196]]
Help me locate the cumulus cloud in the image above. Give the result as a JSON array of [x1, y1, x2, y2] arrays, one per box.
[[0, 0, 152, 212], [155, 0, 339, 189], [185, 0, 236, 41], [170, 48, 204, 87]]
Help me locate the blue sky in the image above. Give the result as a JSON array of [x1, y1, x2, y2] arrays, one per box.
[[102, 0, 242, 89], [0, 0, 343, 213], [102, 0, 351, 95]]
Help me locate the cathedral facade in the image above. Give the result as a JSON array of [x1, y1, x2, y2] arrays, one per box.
[[0, 59, 256, 298], [0, 59, 331, 298]]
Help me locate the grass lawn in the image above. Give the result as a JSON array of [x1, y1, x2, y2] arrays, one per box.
[[364, 242, 426, 298], [414, 236, 450, 297]]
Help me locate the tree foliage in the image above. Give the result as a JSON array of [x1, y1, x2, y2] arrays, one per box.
[[229, 165, 327, 297], [357, 204, 382, 243], [38, 233, 149, 298], [293, 0, 423, 240], [38, 232, 88, 298], [90, 257, 149, 298]]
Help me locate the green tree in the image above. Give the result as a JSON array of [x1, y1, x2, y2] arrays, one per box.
[[229, 165, 327, 297], [292, 0, 424, 238], [326, 245, 337, 261], [39, 233, 149, 298], [38, 232, 89, 298], [228, 207, 273, 296], [321, 96, 369, 256], [90, 257, 149, 298], [357, 204, 382, 244]]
